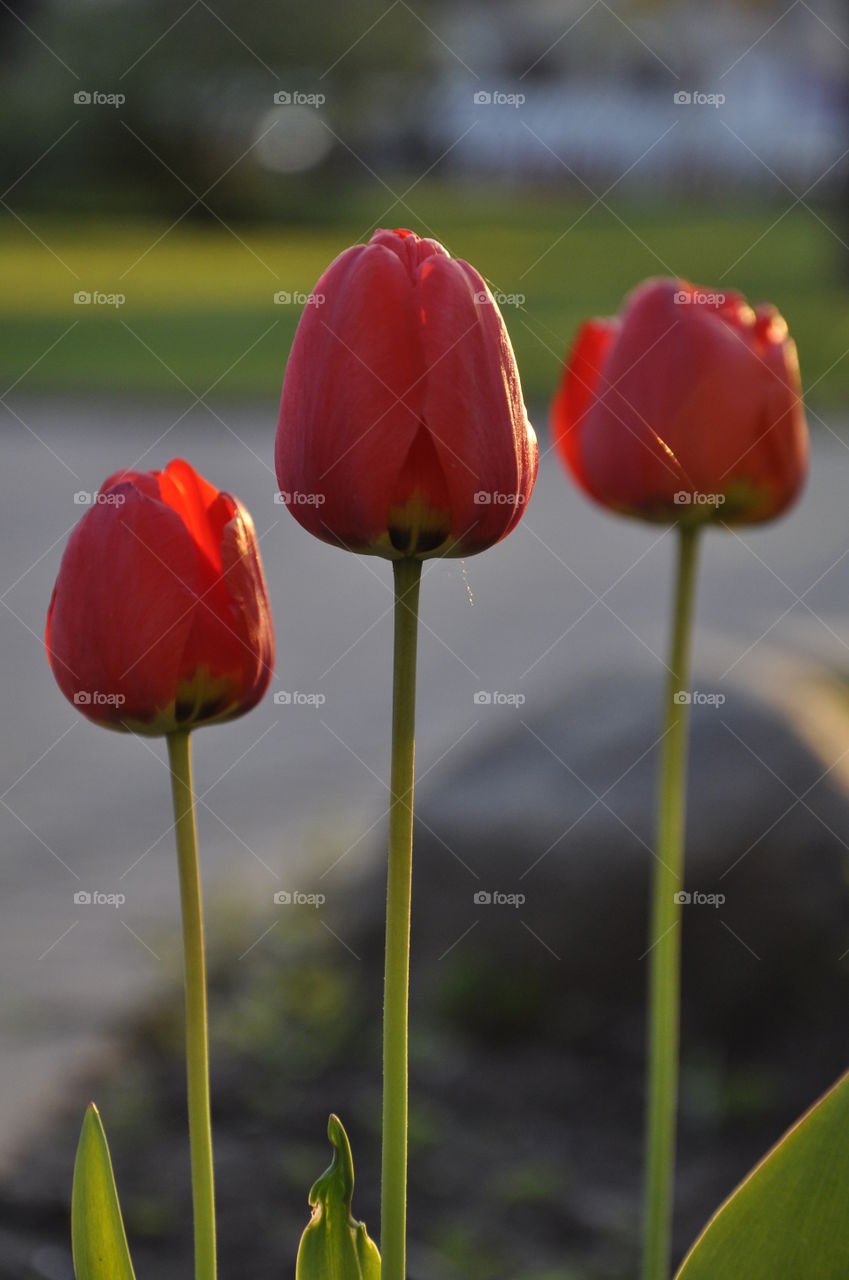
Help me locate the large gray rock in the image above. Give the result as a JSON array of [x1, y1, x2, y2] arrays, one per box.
[[346, 654, 849, 1046]]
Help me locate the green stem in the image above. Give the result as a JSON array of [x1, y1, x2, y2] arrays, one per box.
[[167, 730, 217, 1280], [380, 557, 422, 1280], [642, 524, 701, 1280]]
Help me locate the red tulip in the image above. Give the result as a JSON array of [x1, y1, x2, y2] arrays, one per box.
[[46, 459, 274, 734], [552, 278, 809, 524], [275, 228, 538, 558]]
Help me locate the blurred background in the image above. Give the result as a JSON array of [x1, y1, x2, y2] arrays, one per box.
[[1, 1, 848, 1277]]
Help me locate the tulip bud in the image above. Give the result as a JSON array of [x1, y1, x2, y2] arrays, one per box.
[[46, 459, 274, 734], [276, 228, 538, 558], [552, 278, 809, 525]]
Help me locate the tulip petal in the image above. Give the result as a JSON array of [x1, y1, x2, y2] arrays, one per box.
[[551, 316, 618, 499], [387, 422, 452, 554], [276, 228, 538, 558], [158, 458, 224, 572], [216, 499, 275, 714], [277, 240, 426, 551], [417, 258, 538, 553], [47, 484, 200, 729], [46, 463, 274, 734], [554, 278, 808, 525]]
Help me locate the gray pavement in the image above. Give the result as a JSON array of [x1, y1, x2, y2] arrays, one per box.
[[1, 395, 848, 1167]]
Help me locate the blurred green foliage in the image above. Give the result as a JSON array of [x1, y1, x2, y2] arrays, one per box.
[[1, 185, 843, 410], [0, 0, 431, 216]]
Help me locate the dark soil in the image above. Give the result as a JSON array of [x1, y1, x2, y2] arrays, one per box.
[[1, 889, 848, 1280]]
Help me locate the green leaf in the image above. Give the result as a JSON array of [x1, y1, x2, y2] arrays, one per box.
[[677, 1067, 849, 1279], [296, 1114, 381, 1280], [71, 1103, 137, 1280]]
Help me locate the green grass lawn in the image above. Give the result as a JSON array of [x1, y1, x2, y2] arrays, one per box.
[[1, 184, 845, 410]]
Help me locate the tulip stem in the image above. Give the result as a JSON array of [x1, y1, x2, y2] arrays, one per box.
[[642, 523, 701, 1280], [167, 730, 217, 1280], [381, 556, 422, 1280]]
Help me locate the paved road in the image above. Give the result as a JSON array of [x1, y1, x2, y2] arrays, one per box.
[[1, 395, 848, 1167]]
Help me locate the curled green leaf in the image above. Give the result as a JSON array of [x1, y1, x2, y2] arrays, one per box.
[[71, 1103, 137, 1280], [296, 1114, 381, 1280]]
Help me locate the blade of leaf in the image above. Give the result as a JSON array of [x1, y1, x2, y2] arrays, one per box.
[[676, 1067, 849, 1279], [296, 1114, 381, 1280], [71, 1102, 137, 1280]]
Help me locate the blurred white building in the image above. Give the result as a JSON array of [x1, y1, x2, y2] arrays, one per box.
[[411, 0, 848, 192]]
